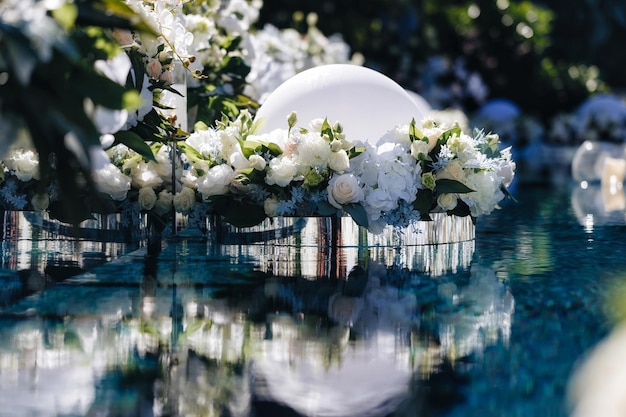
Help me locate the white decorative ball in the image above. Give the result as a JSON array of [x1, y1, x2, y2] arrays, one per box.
[[255, 64, 425, 144], [405, 89, 433, 117]]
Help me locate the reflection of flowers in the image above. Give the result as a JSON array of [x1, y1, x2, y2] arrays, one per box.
[[436, 265, 514, 360]]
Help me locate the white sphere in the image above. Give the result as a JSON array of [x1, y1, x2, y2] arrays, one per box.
[[405, 89, 433, 117], [255, 64, 425, 144]]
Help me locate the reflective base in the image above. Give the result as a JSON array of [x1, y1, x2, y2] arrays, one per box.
[[212, 214, 476, 277]]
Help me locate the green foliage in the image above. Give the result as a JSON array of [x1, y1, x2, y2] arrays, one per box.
[[256, 0, 614, 119], [209, 196, 268, 227], [0, 0, 158, 225]]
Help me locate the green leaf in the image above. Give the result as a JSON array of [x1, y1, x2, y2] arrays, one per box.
[[265, 142, 283, 156], [114, 130, 156, 161], [127, 49, 146, 91], [316, 201, 341, 216], [122, 90, 142, 111], [69, 69, 131, 109], [413, 188, 435, 215], [438, 125, 462, 145], [435, 178, 475, 194], [447, 199, 472, 218], [321, 118, 334, 141], [52, 3, 78, 30], [178, 142, 203, 161], [76, 0, 158, 36], [238, 138, 260, 158], [344, 203, 369, 227], [409, 118, 423, 142], [500, 183, 518, 202], [348, 146, 365, 158]]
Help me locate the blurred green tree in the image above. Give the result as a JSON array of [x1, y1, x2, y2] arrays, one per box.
[[257, 0, 611, 120]]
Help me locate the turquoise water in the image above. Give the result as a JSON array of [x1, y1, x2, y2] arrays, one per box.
[[0, 183, 624, 417]]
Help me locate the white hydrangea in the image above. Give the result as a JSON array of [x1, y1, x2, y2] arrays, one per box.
[[462, 171, 503, 217]]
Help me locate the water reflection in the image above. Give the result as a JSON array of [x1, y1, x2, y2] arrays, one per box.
[[214, 215, 476, 278], [571, 183, 626, 227], [0, 235, 514, 417]]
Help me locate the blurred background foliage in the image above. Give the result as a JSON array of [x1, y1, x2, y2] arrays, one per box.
[[257, 0, 626, 121]]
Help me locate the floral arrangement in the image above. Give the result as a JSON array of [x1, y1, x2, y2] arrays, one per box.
[[0, 111, 515, 234], [0, 0, 359, 224], [242, 13, 364, 104], [0, 0, 515, 234], [182, 1, 361, 126], [543, 94, 626, 146], [184, 112, 514, 233]]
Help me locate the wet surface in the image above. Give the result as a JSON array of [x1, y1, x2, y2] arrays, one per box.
[[0, 183, 624, 416]]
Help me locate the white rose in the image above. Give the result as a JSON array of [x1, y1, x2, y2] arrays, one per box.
[[154, 190, 173, 215], [447, 133, 475, 162], [93, 163, 131, 201], [180, 169, 199, 189], [125, 160, 163, 189], [186, 129, 221, 159], [327, 174, 364, 209], [8, 149, 39, 181], [328, 150, 350, 173], [138, 187, 157, 210], [229, 148, 250, 170], [31, 193, 49, 211], [197, 164, 234, 198], [173, 186, 197, 213], [308, 118, 326, 133], [424, 128, 443, 151], [264, 196, 279, 217], [437, 193, 458, 211], [436, 160, 465, 182], [191, 159, 210, 177], [249, 154, 267, 171], [266, 156, 297, 187]]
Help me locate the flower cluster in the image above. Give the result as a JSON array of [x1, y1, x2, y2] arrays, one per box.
[[242, 14, 365, 104], [177, 112, 516, 233], [351, 118, 516, 232], [543, 94, 626, 146], [182, 2, 361, 127], [0, 111, 515, 235]]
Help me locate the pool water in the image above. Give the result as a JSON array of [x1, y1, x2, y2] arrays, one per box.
[[0, 183, 625, 417]]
